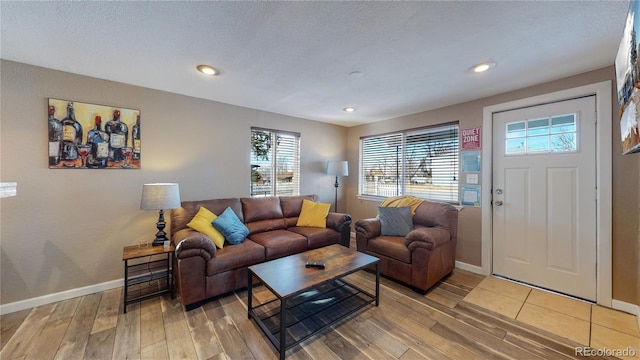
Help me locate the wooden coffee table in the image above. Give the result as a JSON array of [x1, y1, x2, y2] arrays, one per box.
[[247, 244, 379, 359]]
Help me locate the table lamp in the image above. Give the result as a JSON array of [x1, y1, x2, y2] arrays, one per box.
[[326, 160, 348, 212], [140, 183, 181, 246]]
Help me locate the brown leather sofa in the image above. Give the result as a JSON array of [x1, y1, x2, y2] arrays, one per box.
[[170, 194, 351, 309], [355, 201, 458, 293]]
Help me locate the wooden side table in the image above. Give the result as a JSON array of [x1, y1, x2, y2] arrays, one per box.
[[122, 244, 175, 313]]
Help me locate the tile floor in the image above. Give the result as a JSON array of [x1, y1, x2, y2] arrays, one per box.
[[464, 276, 640, 359]]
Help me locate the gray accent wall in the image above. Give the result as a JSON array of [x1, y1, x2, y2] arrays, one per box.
[[0, 60, 347, 305], [345, 66, 640, 306], [1, 60, 638, 308]]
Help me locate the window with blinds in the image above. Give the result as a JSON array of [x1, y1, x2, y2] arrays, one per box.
[[359, 122, 459, 203], [250, 128, 300, 197]]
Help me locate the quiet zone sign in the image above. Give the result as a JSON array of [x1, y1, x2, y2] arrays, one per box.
[[462, 127, 481, 150]]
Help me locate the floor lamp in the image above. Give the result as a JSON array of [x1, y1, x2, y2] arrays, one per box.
[[327, 160, 348, 212]]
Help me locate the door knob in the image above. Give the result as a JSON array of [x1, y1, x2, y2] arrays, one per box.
[[495, 200, 503, 206]]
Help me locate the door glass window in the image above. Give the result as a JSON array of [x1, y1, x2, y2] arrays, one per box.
[[506, 122, 526, 154], [550, 115, 577, 152], [527, 118, 550, 136], [505, 114, 577, 155], [527, 135, 549, 153]]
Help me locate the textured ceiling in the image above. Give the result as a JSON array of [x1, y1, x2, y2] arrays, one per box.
[[0, 1, 630, 127]]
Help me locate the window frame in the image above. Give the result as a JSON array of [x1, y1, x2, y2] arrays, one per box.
[[250, 127, 301, 197], [358, 122, 460, 203], [504, 113, 579, 156]]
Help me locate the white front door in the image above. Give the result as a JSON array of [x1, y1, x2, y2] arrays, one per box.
[[492, 96, 597, 301]]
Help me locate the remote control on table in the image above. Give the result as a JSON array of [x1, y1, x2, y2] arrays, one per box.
[[305, 262, 325, 269]]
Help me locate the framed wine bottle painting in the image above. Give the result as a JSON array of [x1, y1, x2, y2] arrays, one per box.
[[48, 98, 141, 169]]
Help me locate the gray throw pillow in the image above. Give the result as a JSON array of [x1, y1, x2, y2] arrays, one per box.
[[379, 206, 413, 236]]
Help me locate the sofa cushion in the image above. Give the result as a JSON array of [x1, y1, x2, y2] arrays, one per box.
[[289, 226, 340, 249], [172, 198, 243, 234], [186, 206, 225, 249], [249, 230, 308, 260], [207, 239, 265, 275], [280, 194, 318, 218], [296, 199, 330, 228], [246, 218, 286, 235], [379, 206, 413, 236], [213, 207, 250, 245], [241, 196, 283, 223], [367, 236, 412, 264], [284, 217, 299, 228]]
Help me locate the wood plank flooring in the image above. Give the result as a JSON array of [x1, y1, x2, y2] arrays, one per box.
[[1, 267, 618, 360]]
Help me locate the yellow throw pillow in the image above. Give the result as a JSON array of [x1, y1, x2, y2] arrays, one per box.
[[296, 199, 330, 228], [379, 195, 423, 215], [186, 206, 225, 249]]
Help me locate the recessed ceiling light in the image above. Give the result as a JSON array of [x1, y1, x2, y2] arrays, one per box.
[[343, 107, 356, 113], [349, 71, 363, 79], [472, 62, 496, 73], [196, 65, 219, 76]]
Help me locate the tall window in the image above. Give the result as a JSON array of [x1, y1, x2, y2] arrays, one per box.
[[250, 128, 300, 197], [359, 122, 459, 203]]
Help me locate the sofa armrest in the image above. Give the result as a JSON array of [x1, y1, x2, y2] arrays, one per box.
[[327, 212, 352, 247], [404, 227, 451, 251], [326, 212, 351, 231], [173, 228, 217, 261]]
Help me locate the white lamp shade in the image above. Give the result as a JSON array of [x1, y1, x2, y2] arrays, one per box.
[[140, 183, 181, 210], [327, 160, 349, 177]]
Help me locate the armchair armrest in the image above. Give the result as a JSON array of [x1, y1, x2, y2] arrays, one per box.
[[173, 228, 217, 261], [355, 218, 381, 239], [404, 226, 452, 252], [355, 218, 380, 252]]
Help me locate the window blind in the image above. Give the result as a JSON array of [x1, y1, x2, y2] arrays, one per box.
[[250, 128, 300, 197], [360, 122, 459, 203]]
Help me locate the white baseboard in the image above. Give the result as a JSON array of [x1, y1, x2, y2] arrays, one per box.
[[0, 279, 123, 315], [455, 260, 483, 274], [3, 269, 639, 332], [2, 262, 482, 314], [612, 299, 639, 315], [611, 299, 640, 330]]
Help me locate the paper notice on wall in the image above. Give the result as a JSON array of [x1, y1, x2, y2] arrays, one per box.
[[461, 151, 481, 172], [466, 173, 479, 184], [461, 185, 481, 207]]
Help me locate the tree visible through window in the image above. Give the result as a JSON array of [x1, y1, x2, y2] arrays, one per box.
[[505, 115, 578, 155], [359, 122, 459, 203], [250, 128, 300, 197]]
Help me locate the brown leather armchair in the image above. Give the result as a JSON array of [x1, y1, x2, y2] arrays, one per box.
[[355, 201, 458, 293]]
